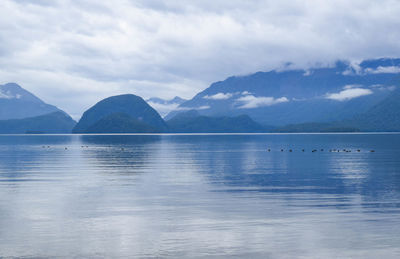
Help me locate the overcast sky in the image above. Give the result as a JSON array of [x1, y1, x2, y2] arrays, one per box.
[[1, 0, 400, 119]]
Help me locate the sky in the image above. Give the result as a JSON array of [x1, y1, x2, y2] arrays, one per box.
[[1, 0, 400, 119]]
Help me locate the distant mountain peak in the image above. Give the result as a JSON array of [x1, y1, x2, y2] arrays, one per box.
[[3, 82, 22, 88], [0, 82, 67, 120], [0, 82, 28, 100], [170, 96, 186, 103]]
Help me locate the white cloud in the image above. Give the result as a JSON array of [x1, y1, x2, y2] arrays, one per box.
[[343, 84, 362, 89], [177, 105, 210, 111], [195, 105, 210, 110], [342, 61, 363, 75], [0, 88, 21, 99], [365, 66, 400, 74], [0, 91, 13, 99], [292, 97, 307, 101], [236, 95, 289, 109], [203, 92, 233, 100], [325, 88, 373, 101], [203, 91, 251, 100]]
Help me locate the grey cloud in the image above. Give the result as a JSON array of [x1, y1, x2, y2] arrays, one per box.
[[1, 0, 400, 118], [12, 0, 60, 7]]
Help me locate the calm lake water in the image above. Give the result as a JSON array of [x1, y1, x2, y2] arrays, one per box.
[[0, 134, 399, 258]]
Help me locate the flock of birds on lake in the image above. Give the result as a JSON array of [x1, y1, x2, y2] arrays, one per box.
[[41, 145, 376, 153], [267, 148, 375, 153], [41, 145, 127, 151]]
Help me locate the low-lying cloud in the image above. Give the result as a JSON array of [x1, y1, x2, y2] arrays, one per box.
[[325, 88, 373, 101], [0, 89, 20, 99], [147, 102, 180, 117], [203, 93, 233, 100], [176, 105, 210, 111], [365, 66, 400, 74], [0, 91, 13, 99], [343, 84, 362, 90], [237, 95, 289, 109]]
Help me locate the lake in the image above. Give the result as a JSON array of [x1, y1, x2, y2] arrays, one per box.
[[0, 134, 399, 258]]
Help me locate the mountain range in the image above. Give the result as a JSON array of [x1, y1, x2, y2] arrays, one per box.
[[0, 58, 399, 133], [166, 58, 400, 127]]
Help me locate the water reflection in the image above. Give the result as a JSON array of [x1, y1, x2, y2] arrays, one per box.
[[78, 135, 162, 177], [0, 135, 77, 182], [0, 134, 399, 258], [79, 134, 161, 145]]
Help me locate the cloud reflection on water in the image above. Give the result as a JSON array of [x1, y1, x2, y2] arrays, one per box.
[[0, 134, 399, 258]]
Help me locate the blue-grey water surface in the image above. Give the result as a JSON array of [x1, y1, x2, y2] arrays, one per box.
[[0, 134, 399, 258]]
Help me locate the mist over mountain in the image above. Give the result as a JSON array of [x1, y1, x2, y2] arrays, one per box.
[[0, 83, 63, 120], [147, 96, 187, 117], [73, 94, 168, 133], [147, 96, 186, 105], [167, 58, 400, 127]]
